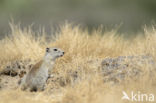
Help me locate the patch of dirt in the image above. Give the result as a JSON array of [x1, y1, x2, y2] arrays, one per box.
[[0, 59, 35, 90], [0, 75, 19, 90], [0, 59, 34, 77]]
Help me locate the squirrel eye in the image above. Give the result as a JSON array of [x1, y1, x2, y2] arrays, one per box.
[[54, 49, 57, 51]]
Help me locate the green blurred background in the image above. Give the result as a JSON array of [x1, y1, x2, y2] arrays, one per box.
[[0, 0, 156, 38]]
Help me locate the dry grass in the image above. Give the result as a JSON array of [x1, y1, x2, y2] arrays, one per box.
[[0, 23, 156, 103]]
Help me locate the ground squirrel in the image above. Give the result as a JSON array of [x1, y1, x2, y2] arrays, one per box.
[[19, 47, 64, 91]]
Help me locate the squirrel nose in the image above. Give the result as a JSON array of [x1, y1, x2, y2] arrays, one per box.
[[63, 52, 65, 55]]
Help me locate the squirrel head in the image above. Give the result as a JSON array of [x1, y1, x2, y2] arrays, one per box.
[[44, 47, 64, 62]]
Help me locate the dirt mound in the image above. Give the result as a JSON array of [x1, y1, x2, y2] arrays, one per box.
[[0, 59, 35, 90], [0, 55, 156, 91], [101, 55, 156, 84]]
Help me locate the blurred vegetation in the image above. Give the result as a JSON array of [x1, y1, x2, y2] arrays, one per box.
[[0, 0, 156, 38]]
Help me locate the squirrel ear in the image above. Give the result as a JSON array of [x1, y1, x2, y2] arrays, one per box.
[[46, 48, 49, 52]]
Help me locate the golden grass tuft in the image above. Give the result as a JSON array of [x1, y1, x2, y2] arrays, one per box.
[[0, 23, 156, 103]]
